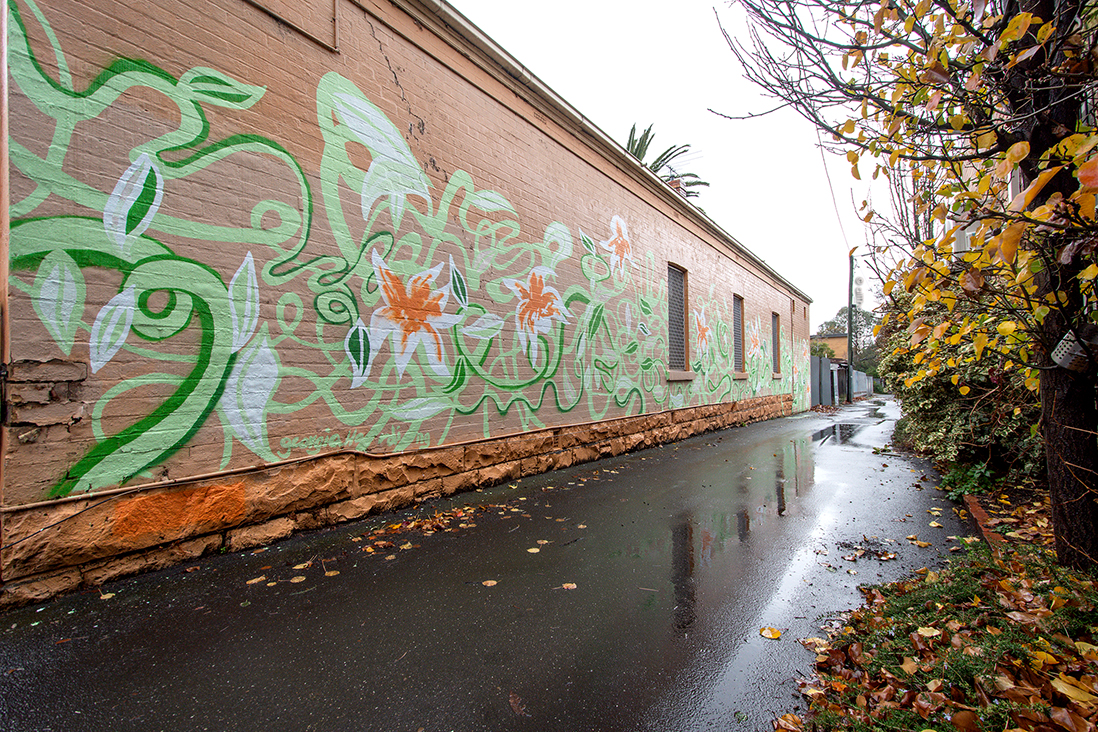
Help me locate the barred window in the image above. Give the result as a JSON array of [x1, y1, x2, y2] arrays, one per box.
[[733, 295, 744, 372], [668, 264, 687, 371], [772, 312, 781, 373]]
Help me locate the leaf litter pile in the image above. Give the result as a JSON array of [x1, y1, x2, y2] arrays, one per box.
[[775, 492, 1098, 732]]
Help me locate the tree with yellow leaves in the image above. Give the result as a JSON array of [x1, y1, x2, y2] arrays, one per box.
[[724, 0, 1098, 567]]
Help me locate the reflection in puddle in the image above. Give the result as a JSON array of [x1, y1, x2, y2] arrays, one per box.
[[811, 423, 864, 444], [671, 513, 697, 632]]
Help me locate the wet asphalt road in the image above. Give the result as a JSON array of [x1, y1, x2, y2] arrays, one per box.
[[0, 396, 976, 732]]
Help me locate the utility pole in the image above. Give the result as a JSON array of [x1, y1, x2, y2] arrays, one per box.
[[847, 252, 853, 403]]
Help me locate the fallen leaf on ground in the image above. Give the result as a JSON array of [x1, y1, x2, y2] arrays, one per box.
[[246, 576, 266, 585], [482, 580, 498, 586], [761, 627, 782, 640], [561, 583, 577, 590], [290, 576, 306, 583], [527, 547, 540, 553], [509, 691, 528, 717], [325, 571, 340, 577]]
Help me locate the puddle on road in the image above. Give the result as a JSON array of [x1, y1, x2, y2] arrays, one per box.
[[811, 423, 864, 444]]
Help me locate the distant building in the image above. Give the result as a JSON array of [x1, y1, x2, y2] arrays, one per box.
[[812, 333, 849, 361]]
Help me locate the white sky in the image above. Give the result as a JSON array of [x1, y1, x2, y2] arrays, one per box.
[[449, 0, 878, 330]]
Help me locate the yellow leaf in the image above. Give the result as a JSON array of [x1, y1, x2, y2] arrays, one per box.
[[929, 521, 943, 528], [951, 374, 960, 385], [246, 575, 267, 585], [1006, 141, 1031, 163], [561, 582, 578, 590], [1080, 263, 1098, 281], [527, 547, 540, 553], [847, 149, 860, 164], [959, 386, 971, 395], [482, 580, 498, 586], [974, 332, 989, 360], [997, 321, 1017, 336], [760, 627, 782, 640], [851, 164, 861, 180], [1052, 674, 1098, 702], [917, 627, 942, 637], [290, 576, 306, 583]]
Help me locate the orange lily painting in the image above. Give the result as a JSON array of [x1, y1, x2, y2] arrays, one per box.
[[505, 267, 571, 365], [599, 215, 634, 278], [369, 251, 462, 378]]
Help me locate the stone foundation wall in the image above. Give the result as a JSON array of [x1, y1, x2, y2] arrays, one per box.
[[0, 394, 790, 607]]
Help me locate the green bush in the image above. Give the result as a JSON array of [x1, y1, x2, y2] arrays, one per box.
[[878, 314, 1044, 485]]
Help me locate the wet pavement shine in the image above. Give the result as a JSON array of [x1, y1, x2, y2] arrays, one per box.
[[0, 396, 976, 731]]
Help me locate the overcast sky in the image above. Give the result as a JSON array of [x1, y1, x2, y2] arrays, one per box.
[[449, 0, 878, 330]]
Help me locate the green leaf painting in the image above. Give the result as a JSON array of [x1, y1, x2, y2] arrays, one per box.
[[6, 0, 809, 498]]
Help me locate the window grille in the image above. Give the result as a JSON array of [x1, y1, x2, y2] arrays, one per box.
[[733, 295, 744, 372], [772, 312, 781, 373], [668, 264, 686, 370]]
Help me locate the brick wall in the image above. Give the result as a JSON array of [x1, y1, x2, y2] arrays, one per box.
[[2, 0, 810, 602]]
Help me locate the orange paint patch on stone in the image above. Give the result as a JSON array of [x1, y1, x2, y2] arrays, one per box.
[[112, 482, 247, 540]]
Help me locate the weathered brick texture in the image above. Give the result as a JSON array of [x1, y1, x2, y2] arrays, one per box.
[[2, 0, 811, 604]]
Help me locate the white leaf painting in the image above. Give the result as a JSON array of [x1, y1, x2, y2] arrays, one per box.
[[32, 250, 85, 355], [332, 91, 430, 231], [89, 286, 135, 373], [344, 318, 372, 388], [460, 312, 505, 341], [103, 153, 164, 257], [228, 252, 260, 353], [464, 188, 516, 215], [220, 333, 280, 460], [388, 396, 452, 423]]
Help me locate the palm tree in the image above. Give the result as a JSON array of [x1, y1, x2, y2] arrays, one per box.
[[625, 124, 710, 198]]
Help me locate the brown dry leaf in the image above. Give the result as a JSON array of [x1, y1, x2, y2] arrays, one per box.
[[951, 710, 981, 732], [915, 540, 933, 548], [901, 657, 919, 675], [929, 521, 943, 528], [509, 691, 529, 717], [536, 540, 550, 545], [760, 627, 782, 640], [773, 713, 804, 731], [385, 554, 396, 561], [400, 542, 413, 550], [561, 583, 578, 590], [325, 570, 340, 577], [293, 562, 311, 570], [99, 592, 115, 600], [290, 576, 306, 583], [482, 580, 498, 587], [246, 576, 267, 585], [577, 524, 587, 529]]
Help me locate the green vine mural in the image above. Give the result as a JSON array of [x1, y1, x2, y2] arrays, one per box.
[[7, 0, 808, 499]]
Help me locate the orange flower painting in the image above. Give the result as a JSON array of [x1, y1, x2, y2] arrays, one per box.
[[506, 267, 571, 364], [599, 215, 633, 277], [369, 251, 461, 377], [694, 307, 711, 355]]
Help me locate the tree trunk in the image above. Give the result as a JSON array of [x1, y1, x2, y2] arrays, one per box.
[[1041, 363, 1098, 569]]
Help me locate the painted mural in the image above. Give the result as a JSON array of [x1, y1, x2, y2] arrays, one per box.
[[7, 0, 809, 499]]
